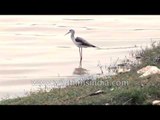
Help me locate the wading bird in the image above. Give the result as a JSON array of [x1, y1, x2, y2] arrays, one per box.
[[65, 29, 97, 66]]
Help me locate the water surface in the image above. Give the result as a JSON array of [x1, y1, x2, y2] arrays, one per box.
[[0, 15, 160, 99]]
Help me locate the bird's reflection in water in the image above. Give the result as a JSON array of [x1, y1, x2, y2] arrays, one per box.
[[73, 61, 89, 75]]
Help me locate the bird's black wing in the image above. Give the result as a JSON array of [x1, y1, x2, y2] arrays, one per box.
[[75, 37, 96, 47]]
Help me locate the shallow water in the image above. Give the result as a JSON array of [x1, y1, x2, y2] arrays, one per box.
[[0, 15, 160, 100]]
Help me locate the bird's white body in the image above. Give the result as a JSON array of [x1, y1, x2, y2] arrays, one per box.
[[70, 33, 80, 47]]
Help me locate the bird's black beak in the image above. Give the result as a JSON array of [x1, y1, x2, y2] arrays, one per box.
[[64, 31, 70, 36]]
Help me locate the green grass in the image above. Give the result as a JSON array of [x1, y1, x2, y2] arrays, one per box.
[[1, 42, 160, 105]]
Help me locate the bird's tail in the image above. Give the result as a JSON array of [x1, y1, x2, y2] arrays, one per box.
[[89, 44, 101, 49], [95, 46, 101, 49], [91, 45, 96, 47], [91, 45, 101, 49]]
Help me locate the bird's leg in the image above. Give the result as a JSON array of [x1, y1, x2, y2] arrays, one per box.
[[81, 47, 83, 62], [79, 47, 81, 60], [79, 47, 80, 57], [79, 47, 82, 67]]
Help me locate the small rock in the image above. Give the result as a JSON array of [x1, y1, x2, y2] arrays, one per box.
[[117, 68, 130, 73], [137, 65, 160, 77], [105, 103, 110, 105], [152, 100, 160, 105], [110, 88, 114, 91], [89, 90, 104, 96]]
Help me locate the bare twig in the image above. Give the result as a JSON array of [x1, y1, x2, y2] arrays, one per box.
[[114, 57, 119, 66], [89, 90, 104, 96], [122, 98, 133, 105], [76, 90, 105, 100], [97, 61, 104, 74]]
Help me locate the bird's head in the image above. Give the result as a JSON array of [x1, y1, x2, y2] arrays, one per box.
[[65, 29, 75, 36]]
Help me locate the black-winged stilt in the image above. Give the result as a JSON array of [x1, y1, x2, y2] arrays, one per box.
[[65, 29, 96, 65]]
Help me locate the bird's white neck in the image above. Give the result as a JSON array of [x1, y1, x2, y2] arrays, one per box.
[[71, 32, 75, 41]]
